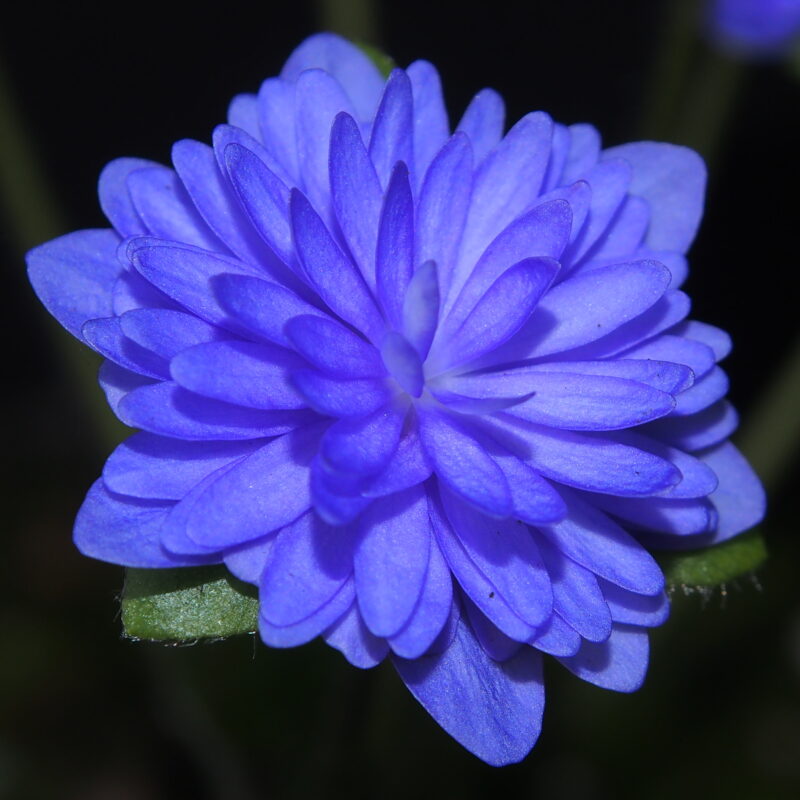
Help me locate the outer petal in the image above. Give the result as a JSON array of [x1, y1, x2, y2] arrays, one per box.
[[394, 617, 545, 766], [558, 624, 650, 692], [602, 142, 706, 253], [74, 480, 218, 568], [27, 229, 121, 341], [280, 33, 384, 122]]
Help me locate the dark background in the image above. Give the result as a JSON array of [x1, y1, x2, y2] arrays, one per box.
[[1, 1, 799, 798]]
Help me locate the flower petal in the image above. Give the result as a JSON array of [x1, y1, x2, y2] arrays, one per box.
[[290, 189, 384, 341], [324, 604, 390, 668], [355, 486, 432, 637], [102, 433, 260, 501], [389, 537, 454, 659], [291, 370, 393, 418], [369, 69, 414, 189], [406, 60, 450, 182], [602, 142, 706, 253], [27, 229, 121, 342], [185, 425, 322, 548], [119, 381, 312, 440], [456, 88, 505, 165], [418, 410, 512, 517], [394, 616, 545, 767], [74, 480, 217, 568], [170, 340, 307, 410], [260, 510, 358, 626], [601, 582, 670, 627], [539, 491, 665, 595], [98, 158, 154, 236], [558, 624, 650, 692]]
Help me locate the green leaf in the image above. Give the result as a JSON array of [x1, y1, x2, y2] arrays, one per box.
[[658, 529, 767, 589], [121, 565, 258, 642], [357, 42, 395, 78]]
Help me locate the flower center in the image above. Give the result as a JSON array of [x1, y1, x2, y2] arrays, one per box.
[[380, 331, 425, 398]]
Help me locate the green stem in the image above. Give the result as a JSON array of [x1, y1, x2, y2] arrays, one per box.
[[736, 335, 800, 494], [0, 59, 127, 450], [314, 0, 380, 45]]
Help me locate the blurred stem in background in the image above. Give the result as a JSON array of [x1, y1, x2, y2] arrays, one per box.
[[315, 0, 381, 44], [641, 0, 797, 496], [0, 59, 126, 449]]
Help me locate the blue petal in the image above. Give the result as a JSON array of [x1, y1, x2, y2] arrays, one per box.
[[292, 370, 392, 418], [320, 403, 405, 476], [290, 189, 384, 341], [27, 229, 121, 342], [587, 195, 650, 262], [257, 77, 298, 179], [329, 112, 382, 289], [82, 317, 169, 379], [418, 410, 512, 517], [601, 581, 670, 627], [226, 93, 260, 138], [463, 598, 523, 661], [528, 613, 582, 656], [223, 142, 295, 269], [522, 260, 671, 359], [389, 537, 454, 659], [558, 624, 650, 692], [429, 491, 536, 641], [491, 451, 567, 525], [538, 490, 665, 595], [504, 371, 675, 430], [560, 289, 691, 361], [672, 319, 732, 362], [536, 534, 612, 642], [102, 432, 260, 500], [415, 134, 473, 295], [98, 361, 156, 416], [560, 123, 601, 184], [456, 112, 553, 274], [223, 535, 275, 584], [394, 616, 545, 766], [170, 340, 306, 410], [699, 440, 766, 544], [369, 69, 414, 189], [602, 142, 706, 253], [562, 158, 631, 266], [98, 158, 155, 236], [127, 166, 223, 251], [441, 490, 553, 628], [280, 33, 384, 122], [286, 314, 384, 379], [672, 366, 729, 416], [376, 163, 414, 329], [119, 308, 225, 361], [362, 426, 433, 497], [212, 274, 330, 350], [456, 88, 505, 165], [406, 60, 450, 184], [130, 240, 258, 330], [380, 332, 424, 397], [491, 417, 681, 497], [119, 381, 313, 440], [433, 257, 559, 371], [74, 480, 218, 568], [355, 486, 432, 637], [184, 425, 323, 548], [402, 260, 441, 360], [324, 604, 390, 668], [172, 139, 267, 264], [594, 494, 716, 536], [645, 400, 738, 452], [443, 199, 571, 328], [622, 334, 716, 379], [260, 510, 358, 626], [294, 69, 356, 218], [259, 578, 355, 648]]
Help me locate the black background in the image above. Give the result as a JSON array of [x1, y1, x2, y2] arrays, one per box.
[[1, 1, 799, 798]]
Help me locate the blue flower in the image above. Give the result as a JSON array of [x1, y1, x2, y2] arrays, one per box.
[[27, 33, 765, 765], [709, 0, 800, 55]]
